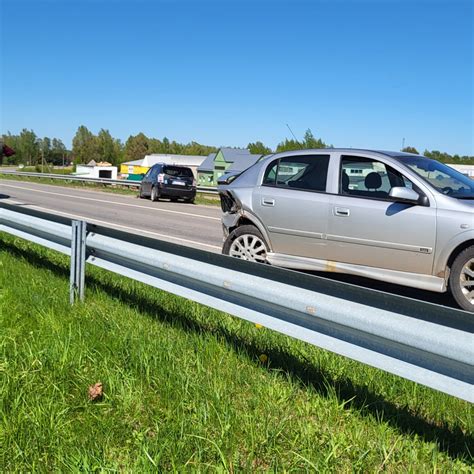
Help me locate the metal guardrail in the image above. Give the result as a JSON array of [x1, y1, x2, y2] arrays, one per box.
[[0, 201, 472, 403], [0, 169, 219, 194]]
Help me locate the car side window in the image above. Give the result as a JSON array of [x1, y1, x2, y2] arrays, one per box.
[[340, 156, 416, 199], [149, 166, 159, 180], [143, 169, 152, 180], [263, 160, 278, 185], [263, 155, 330, 192]]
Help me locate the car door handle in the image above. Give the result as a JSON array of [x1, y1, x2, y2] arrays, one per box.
[[334, 207, 350, 217], [262, 198, 275, 207]]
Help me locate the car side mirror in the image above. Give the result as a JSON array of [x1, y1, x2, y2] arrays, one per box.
[[389, 187, 421, 204]]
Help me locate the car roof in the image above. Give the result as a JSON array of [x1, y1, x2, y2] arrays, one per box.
[[265, 148, 422, 159], [152, 163, 191, 168], [371, 150, 422, 158]]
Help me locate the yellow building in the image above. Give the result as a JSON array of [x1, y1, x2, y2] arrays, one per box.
[[120, 154, 206, 180]]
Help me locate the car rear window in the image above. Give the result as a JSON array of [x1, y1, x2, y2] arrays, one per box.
[[263, 155, 330, 192], [163, 166, 193, 177]]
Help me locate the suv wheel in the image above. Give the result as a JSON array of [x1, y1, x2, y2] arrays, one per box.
[[151, 186, 159, 202], [449, 246, 474, 312], [223, 225, 269, 263]]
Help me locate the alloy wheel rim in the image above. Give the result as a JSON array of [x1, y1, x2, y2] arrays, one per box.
[[229, 234, 267, 263], [460, 258, 474, 306]]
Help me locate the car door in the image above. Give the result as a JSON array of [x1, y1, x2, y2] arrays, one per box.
[[252, 154, 333, 258], [141, 167, 154, 196], [326, 154, 436, 274]]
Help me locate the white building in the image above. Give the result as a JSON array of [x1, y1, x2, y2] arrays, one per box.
[[447, 164, 474, 178], [75, 160, 117, 179]]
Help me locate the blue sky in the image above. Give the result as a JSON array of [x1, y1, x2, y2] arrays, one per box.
[[1, 0, 473, 154]]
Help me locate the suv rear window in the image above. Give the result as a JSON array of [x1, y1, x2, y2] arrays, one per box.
[[163, 166, 193, 177]]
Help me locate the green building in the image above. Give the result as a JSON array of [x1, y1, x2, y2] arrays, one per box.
[[197, 148, 262, 186]]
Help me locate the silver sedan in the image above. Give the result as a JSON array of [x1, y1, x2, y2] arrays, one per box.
[[218, 149, 474, 312]]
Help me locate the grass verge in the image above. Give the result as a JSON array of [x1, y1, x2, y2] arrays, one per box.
[[20, 166, 74, 174], [0, 234, 473, 471], [0, 174, 220, 206]]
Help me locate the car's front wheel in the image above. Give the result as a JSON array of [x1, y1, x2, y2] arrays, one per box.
[[223, 225, 269, 263], [449, 246, 474, 312]]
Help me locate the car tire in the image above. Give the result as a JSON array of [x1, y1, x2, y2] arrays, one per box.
[[138, 187, 145, 199], [449, 246, 474, 312], [170, 197, 178, 202], [150, 186, 159, 202], [222, 225, 269, 263], [186, 197, 195, 204]]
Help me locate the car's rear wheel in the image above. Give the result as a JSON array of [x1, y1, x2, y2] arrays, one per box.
[[223, 225, 269, 263], [449, 246, 474, 312], [151, 186, 159, 202]]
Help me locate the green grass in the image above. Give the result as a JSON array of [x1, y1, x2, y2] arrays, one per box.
[[0, 234, 472, 472], [20, 166, 74, 174], [0, 173, 220, 206]]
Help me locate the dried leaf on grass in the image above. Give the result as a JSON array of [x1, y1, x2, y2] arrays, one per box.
[[88, 382, 103, 401]]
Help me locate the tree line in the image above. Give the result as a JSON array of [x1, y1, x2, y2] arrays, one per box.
[[2, 126, 473, 166], [1, 130, 69, 167]]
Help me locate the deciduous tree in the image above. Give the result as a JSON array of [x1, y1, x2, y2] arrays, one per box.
[[402, 146, 419, 154], [124, 133, 149, 162], [18, 129, 39, 165], [247, 141, 272, 155], [72, 126, 100, 164], [97, 129, 122, 165]]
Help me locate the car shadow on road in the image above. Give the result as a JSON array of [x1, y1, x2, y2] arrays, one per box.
[[1, 238, 472, 464], [0, 194, 10, 199]]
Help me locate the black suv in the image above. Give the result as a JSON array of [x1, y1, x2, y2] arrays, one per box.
[[139, 164, 196, 203]]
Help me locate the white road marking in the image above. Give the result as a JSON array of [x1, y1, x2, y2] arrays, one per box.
[[5, 199, 222, 251], [1, 183, 221, 221]]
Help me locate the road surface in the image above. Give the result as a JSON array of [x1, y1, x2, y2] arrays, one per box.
[[0, 179, 223, 252], [0, 179, 457, 308]]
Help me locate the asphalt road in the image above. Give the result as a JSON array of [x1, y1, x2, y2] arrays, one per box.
[[0, 179, 458, 309], [0, 179, 223, 252]]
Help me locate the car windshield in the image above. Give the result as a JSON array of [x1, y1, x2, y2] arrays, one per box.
[[397, 155, 474, 199]]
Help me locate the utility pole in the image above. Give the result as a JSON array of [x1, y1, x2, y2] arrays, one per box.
[[41, 147, 45, 173]]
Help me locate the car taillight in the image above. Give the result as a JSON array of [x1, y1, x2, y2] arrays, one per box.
[[192, 179, 196, 186], [157, 173, 164, 183]]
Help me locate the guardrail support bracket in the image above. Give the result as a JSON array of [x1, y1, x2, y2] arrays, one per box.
[[70, 220, 86, 304]]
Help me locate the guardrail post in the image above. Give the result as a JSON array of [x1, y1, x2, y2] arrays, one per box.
[[70, 220, 86, 304]]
